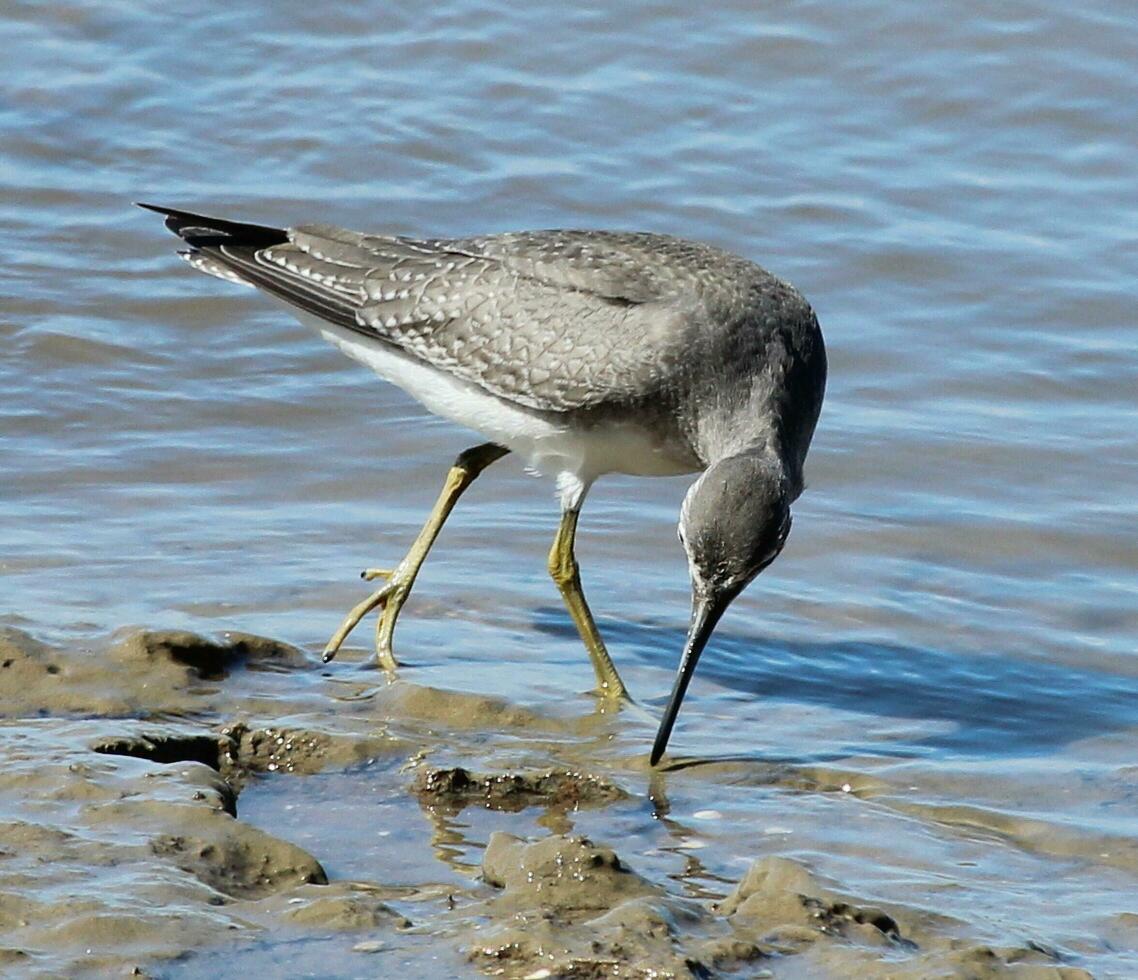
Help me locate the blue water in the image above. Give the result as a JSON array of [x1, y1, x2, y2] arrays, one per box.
[[2, 1, 1137, 975]]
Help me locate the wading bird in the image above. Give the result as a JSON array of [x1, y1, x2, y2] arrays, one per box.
[[143, 204, 825, 764]]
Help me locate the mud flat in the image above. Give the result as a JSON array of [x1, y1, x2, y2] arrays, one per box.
[[0, 626, 1111, 976]]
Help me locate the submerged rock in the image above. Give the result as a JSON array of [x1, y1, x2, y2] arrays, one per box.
[[472, 833, 716, 978], [413, 765, 627, 815], [276, 883, 413, 931], [151, 818, 327, 900], [0, 626, 310, 718], [109, 628, 308, 679], [482, 832, 656, 913], [718, 855, 909, 951], [93, 731, 228, 771], [225, 722, 397, 776]]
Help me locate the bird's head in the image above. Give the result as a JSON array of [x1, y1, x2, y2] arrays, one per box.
[[651, 451, 792, 765]]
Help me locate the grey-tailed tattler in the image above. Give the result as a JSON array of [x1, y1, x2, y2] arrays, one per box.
[[142, 203, 826, 765]]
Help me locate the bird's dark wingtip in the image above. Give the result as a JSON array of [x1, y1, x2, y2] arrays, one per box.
[[136, 203, 185, 239], [136, 202, 288, 249]]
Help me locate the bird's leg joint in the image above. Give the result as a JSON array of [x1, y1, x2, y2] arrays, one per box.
[[547, 509, 582, 589], [548, 552, 581, 590], [455, 442, 510, 475]]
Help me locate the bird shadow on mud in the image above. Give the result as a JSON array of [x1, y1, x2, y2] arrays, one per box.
[[531, 606, 1138, 758]]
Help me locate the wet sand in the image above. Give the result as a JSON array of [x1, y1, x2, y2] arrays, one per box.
[[0, 626, 1106, 978]]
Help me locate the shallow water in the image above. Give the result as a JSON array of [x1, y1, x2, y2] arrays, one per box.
[[2, 1, 1137, 976]]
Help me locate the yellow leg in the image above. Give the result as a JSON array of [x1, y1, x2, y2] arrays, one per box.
[[547, 507, 629, 699], [323, 443, 509, 668]]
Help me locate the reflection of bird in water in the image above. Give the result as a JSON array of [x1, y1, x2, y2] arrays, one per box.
[[143, 203, 826, 765]]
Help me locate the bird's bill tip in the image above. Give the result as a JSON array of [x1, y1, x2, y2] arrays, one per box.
[[649, 590, 730, 766]]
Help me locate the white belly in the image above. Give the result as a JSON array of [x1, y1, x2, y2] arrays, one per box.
[[294, 313, 698, 499]]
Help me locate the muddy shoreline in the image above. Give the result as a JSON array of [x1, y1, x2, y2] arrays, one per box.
[[0, 626, 1100, 978]]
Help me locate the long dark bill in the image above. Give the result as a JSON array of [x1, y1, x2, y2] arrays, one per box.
[[650, 591, 731, 766]]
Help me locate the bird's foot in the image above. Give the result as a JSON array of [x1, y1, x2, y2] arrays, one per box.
[[321, 561, 415, 669]]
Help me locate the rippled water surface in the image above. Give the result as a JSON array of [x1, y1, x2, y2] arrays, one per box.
[[2, 1, 1137, 976]]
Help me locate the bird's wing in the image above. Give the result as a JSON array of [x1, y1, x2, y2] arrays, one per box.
[[145, 206, 718, 411]]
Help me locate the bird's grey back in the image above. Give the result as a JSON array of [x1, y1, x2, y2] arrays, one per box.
[[285, 226, 810, 395], [171, 213, 825, 476]]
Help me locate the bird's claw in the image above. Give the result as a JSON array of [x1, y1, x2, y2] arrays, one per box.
[[322, 561, 414, 669], [372, 577, 413, 670]]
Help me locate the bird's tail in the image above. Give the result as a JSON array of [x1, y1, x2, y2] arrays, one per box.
[[137, 202, 288, 288]]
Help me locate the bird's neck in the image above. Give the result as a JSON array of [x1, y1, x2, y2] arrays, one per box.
[[700, 435, 795, 500], [691, 402, 801, 500]]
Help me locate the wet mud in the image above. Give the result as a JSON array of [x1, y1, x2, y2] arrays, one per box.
[[0, 626, 1108, 976]]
